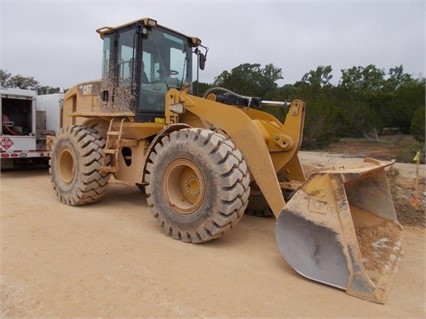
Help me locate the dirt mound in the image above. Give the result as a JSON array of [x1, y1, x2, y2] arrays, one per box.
[[389, 173, 425, 227], [324, 135, 424, 163]]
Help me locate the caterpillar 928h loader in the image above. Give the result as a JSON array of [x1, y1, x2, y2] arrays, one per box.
[[49, 18, 404, 303]]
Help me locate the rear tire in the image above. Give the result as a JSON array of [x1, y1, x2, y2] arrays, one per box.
[[245, 189, 275, 217], [246, 174, 295, 217], [49, 125, 110, 206], [145, 128, 250, 243]]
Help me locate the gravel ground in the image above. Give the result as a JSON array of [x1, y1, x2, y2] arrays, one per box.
[[1, 152, 425, 318]]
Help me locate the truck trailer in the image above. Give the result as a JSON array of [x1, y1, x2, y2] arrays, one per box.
[[0, 87, 63, 169]]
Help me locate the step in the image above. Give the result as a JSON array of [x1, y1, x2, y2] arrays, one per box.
[[107, 131, 121, 136], [100, 166, 118, 173], [104, 149, 117, 155], [121, 139, 138, 147]]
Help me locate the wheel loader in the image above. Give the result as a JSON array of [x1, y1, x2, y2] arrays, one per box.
[[49, 18, 404, 304]]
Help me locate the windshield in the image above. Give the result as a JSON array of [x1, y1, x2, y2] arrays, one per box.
[[141, 27, 192, 88], [137, 26, 193, 117]]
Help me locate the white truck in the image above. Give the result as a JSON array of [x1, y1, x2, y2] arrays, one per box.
[[0, 87, 63, 169]]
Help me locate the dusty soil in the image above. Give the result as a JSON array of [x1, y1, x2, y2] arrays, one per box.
[[1, 151, 425, 318], [323, 135, 424, 164]]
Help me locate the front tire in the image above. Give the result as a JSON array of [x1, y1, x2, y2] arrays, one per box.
[[49, 125, 110, 206], [145, 128, 250, 243]]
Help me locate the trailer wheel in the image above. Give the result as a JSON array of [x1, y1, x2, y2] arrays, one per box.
[[49, 125, 110, 206], [145, 128, 250, 243]]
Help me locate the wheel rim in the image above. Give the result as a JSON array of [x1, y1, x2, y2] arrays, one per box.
[[58, 148, 75, 185], [163, 159, 205, 214]]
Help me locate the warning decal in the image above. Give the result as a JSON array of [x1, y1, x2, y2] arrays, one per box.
[[0, 137, 14, 150]]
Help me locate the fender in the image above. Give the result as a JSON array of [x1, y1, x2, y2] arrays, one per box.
[[141, 123, 191, 184], [164, 89, 305, 218]]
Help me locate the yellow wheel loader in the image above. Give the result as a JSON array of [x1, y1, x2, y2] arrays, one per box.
[[49, 18, 404, 303]]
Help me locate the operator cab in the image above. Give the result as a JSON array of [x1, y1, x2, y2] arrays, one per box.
[[97, 18, 206, 122]]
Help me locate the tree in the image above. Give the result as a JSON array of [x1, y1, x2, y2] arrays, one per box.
[[410, 106, 425, 143], [37, 86, 62, 95], [0, 69, 39, 89], [301, 65, 333, 88], [388, 78, 426, 133], [384, 65, 413, 92], [0, 69, 11, 87], [10, 74, 39, 90], [214, 63, 283, 97], [337, 65, 387, 136], [192, 81, 214, 97], [295, 66, 337, 148], [340, 65, 385, 91]]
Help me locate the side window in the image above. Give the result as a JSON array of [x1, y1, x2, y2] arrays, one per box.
[[101, 36, 111, 80], [168, 47, 185, 88], [118, 30, 136, 86], [170, 48, 184, 78], [153, 61, 161, 82], [141, 51, 161, 83], [142, 51, 152, 83]]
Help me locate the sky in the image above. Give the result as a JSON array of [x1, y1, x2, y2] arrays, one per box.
[[1, 0, 425, 89]]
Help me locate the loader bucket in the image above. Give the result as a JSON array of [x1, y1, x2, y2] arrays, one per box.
[[276, 159, 404, 304]]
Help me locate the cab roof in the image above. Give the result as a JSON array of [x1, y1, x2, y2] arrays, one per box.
[[96, 17, 202, 47]]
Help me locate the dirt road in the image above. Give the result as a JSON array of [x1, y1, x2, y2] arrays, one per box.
[[1, 154, 425, 318]]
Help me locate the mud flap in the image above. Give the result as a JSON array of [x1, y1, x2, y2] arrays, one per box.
[[276, 159, 404, 303]]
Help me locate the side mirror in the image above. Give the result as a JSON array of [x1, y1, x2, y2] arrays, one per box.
[[199, 53, 206, 70]]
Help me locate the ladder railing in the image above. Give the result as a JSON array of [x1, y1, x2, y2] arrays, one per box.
[[100, 118, 126, 174]]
